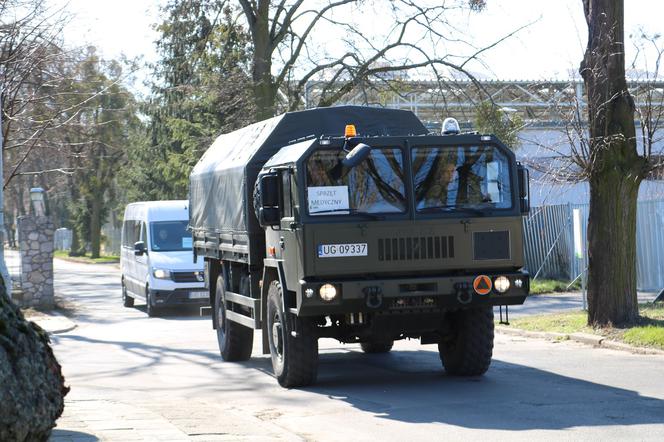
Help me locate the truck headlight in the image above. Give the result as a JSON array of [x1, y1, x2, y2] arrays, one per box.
[[319, 284, 337, 301], [153, 269, 171, 279], [494, 276, 510, 293]]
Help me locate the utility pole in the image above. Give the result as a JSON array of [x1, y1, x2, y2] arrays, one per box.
[[0, 94, 12, 296]]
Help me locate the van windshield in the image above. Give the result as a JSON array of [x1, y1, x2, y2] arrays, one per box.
[[305, 148, 406, 215], [150, 221, 192, 252]]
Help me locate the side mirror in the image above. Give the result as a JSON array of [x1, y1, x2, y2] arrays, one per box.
[[342, 143, 371, 168], [259, 174, 281, 207], [517, 164, 530, 214], [258, 207, 281, 227], [257, 173, 282, 227], [134, 241, 147, 256]]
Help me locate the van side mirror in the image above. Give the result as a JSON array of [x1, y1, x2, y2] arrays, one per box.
[[257, 173, 282, 227], [134, 241, 147, 256], [517, 164, 530, 214]]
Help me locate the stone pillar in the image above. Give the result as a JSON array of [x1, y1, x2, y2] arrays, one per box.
[[15, 215, 54, 309]]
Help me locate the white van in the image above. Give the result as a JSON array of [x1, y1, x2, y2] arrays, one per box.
[[120, 200, 207, 316]]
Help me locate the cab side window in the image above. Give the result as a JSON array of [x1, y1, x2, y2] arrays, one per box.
[[282, 171, 292, 218]]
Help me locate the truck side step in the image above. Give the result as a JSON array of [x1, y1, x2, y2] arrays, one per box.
[[226, 310, 260, 329], [224, 290, 261, 329], [224, 290, 260, 309]]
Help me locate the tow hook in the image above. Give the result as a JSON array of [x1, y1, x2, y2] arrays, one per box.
[[363, 286, 383, 308], [456, 289, 472, 305]]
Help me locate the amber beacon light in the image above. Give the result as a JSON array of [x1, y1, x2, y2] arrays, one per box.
[[344, 124, 357, 137]]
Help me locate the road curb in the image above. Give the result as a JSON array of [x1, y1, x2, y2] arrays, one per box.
[[496, 325, 664, 356]]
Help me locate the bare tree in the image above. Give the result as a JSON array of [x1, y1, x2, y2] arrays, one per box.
[[236, 0, 522, 119], [578, 0, 658, 326]]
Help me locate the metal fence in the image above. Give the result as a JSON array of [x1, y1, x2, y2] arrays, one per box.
[[101, 223, 122, 256], [522, 199, 664, 291]]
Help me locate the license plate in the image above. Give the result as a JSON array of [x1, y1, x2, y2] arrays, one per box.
[[189, 291, 208, 299], [318, 243, 368, 258]]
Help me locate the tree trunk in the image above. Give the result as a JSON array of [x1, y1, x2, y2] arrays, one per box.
[[0, 279, 69, 441], [251, 1, 277, 120], [89, 192, 102, 259], [580, 0, 646, 326], [586, 169, 640, 325]]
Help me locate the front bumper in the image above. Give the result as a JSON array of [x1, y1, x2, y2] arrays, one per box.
[[296, 271, 529, 316], [150, 288, 210, 307]]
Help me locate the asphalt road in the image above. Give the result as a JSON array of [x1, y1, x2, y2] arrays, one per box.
[[50, 258, 664, 441]]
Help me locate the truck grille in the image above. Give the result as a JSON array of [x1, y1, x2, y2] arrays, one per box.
[[171, 271, 202, 283], [378, 236, 454, 261]]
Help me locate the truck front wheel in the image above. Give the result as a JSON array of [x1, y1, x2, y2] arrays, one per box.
[[438, 306, 494, 376], [215, 274, 253, 361], [267, 281, 318, 388]]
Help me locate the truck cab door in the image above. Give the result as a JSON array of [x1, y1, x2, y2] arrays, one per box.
[[277, 169, 302, 290]]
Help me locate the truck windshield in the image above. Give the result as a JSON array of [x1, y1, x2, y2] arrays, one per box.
[[413, 145, 512, 212], [150, 220, 192, 252], [306, 148, 406, 215]]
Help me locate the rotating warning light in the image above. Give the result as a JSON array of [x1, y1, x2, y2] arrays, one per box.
[[442, 117, 460, 135], [345, 124, 357, 137]]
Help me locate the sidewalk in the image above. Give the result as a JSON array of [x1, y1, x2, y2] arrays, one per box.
[[25, 310, 77, 335], [51, 395, 303, 442]]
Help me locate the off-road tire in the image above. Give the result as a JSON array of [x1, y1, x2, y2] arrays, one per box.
[[438, 306, 494, 376], [215, 274, 253, 361], [267, 281, 318, 388], [360, 340, 394, 354], [146, 286, 159, 317], [122, 278, 134, 307]]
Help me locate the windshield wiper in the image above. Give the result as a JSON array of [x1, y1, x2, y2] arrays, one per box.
[[418, 205, 486, 217], [310, 208, 385, 220]]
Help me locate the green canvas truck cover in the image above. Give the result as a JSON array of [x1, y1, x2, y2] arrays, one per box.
[[189, 106, 428, 237]]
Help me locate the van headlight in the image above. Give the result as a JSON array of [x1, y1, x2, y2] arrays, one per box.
[[494, 276, 510, 293], [319, 284, 338, 301], [153, 269, 172, 279]]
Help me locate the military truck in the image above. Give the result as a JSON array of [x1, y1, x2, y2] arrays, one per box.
[[189, 106, 530, 388]]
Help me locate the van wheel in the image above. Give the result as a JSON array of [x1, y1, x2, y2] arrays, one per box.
[[215, 275, 253, 361], [360, 340, 393, 354], [122, 278, 134, 307], [267, 281, 318, 388], [146, 286, 159, 317], [438, 306, 494, 376]]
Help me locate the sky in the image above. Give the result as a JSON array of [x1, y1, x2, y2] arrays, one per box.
[[54, 0, 664, 90]]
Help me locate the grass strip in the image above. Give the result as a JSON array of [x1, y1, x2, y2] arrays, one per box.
[[529, 278, 581, 295], [54, 250, 119, 264], [504, 303, 664, 350]]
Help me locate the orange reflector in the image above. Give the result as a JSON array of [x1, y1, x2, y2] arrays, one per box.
[[345, 124, 357, 137], [473, 275, 492, 295], [268, 246, 276, 257]]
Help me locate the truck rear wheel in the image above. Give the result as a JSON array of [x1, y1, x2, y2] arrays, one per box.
[[438, 306, 494, 376], [215, 275, 253, 361], [360, 340, 394, 354], [267, 281, 318, 388]]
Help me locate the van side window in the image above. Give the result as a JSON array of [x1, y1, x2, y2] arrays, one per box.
[[122, 220, 137, 247], [132, 221, 141, 246]]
